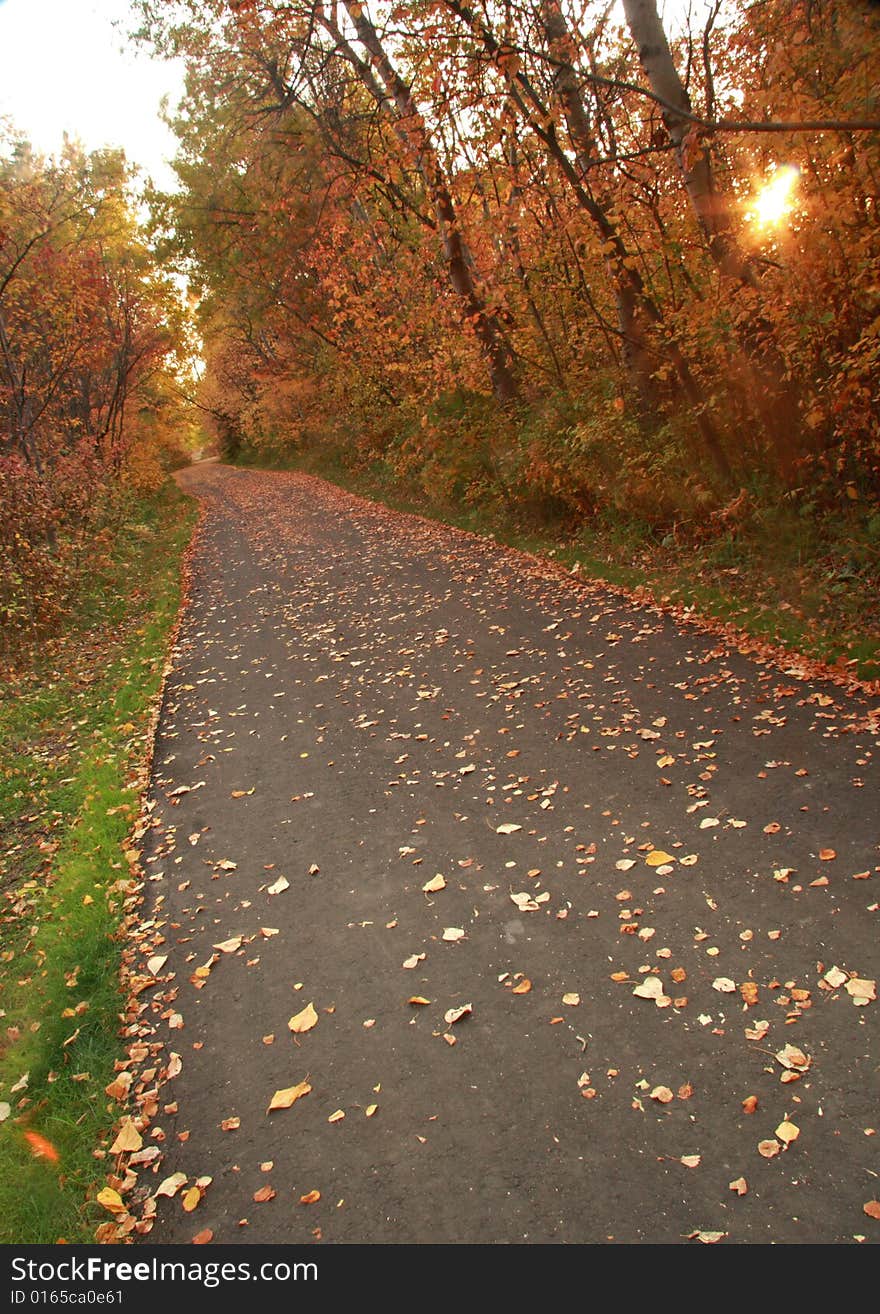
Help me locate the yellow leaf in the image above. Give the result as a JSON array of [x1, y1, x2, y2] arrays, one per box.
[[408, 996, 431, 1006], [182, 1186, 201, 1212], [645, 850, 674, 866], [365, 1104, 378, 1117], [328, 1110, 345, 1123], [109, 1119, 143, 1155], [422, 874, 446, 892], [288, 1002, 318, 1034], [775, 1120, 799, 1144], [268, 1079, 312, 1113], [97, 1188, 125, 1214], [512, 979, 531, 994]]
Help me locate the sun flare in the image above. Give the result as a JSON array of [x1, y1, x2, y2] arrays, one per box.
[[750, 165, 799, 228]]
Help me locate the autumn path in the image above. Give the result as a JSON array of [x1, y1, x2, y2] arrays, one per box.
[[132, 463, 879, 1245]]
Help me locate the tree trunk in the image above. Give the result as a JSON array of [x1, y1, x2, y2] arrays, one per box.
[[323, 3, 518, 403]]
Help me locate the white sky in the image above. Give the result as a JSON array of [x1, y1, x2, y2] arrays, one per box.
[[0, 0, 707, 190], [0, 0, 186, 188]]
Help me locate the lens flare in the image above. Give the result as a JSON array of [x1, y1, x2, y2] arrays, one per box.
[[750, 166, 799, 228]]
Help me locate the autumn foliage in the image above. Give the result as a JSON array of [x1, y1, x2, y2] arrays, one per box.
[[0, 135, 193, 652], [139, 0, 878, 530]]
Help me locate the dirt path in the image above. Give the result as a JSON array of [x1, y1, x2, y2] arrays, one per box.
[[129, 462, 879, 1245]]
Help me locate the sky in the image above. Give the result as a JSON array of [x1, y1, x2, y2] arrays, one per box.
[[0, 0, 186, 188], [0, 0, 707, 190]]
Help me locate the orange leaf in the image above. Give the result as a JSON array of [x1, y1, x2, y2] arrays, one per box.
[[24, 1131, 60, 1163], [863, 1200, 880, 1220], [512, 979, 532, 994], [253, 1185, 276, 1203], [191, 1229, 213, 1245], [300, 1190, 321, 1205]]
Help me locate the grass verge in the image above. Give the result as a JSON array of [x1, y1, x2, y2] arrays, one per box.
[[0, 481, 197, 1243]]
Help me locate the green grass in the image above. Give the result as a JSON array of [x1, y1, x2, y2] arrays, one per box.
[[234, 446, 880, 685], [0, 482, 197, 1243]]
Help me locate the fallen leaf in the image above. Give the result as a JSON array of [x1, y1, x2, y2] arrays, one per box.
[[155, 1173, 187, 1198], [96, 1188, 125, 1214], [496, 823, 522, 834], [632, 976, 670, 1006], [422, 874, 446, 892], [712, 977, 736, 993], [688, 1230, 726, 1244], [823, 966, 847, 988], [444, 1003, 472, 1025], [650, 1086, 674, 1104], [562, 993, 580, 1006], [408, 996, 431, 1006], [268, 1079, 312, 1113], [182, 1187, 201, 1212], [680, 1155, 701, 1168], [645, 850, 674, 866], [818, 848, 836, 861], [109, 1119, 143, 1155], [845, 977, 876, 1005], [729, 1178, 748, 1196], [300, 1190, 321, 1205], [775, 1120, 799, 1145], [775, 1044, 810, 1071], [267, 876, 290, 896], [512, 978, 532, 994], [253, 1186, 276, 1203], [288, 1002, 319, 1035], [365, 1104, 378, 1118], [220, 1116, 240, 1131], [212, 936, 243, 954], [863, 1201, 880, 1220], [402, 954, 425, 969], [192, 1229, 213, 1245], [328, 1110, 345, 1123], [758, 1139, 780, 1158], [742, 1096, 759, 1114], [442, 927, 466, 942]]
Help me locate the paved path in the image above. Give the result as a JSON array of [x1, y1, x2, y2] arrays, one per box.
[[130, 463, 879, 1245]]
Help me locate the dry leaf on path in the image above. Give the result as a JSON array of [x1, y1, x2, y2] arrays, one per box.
[[155, 1173, 187, 1199], [268, 1079, 312, 1113], [110, 1119, 143, 1155], [288, 1002, 318, 1034]]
